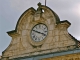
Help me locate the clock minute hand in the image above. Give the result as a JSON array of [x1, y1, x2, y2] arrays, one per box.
[[33, 30, 46, 36], [32, 30, 40, 34]]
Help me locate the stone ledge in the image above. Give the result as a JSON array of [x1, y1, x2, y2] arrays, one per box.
[[9, 48, 80, 60]]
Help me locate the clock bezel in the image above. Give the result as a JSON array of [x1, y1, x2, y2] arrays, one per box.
[[31, 23, 48, 42]]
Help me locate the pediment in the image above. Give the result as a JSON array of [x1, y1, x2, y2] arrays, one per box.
[[2, 3, 78, 59]]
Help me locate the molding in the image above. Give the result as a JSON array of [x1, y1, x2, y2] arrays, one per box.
[[11, 48, 80, 60]]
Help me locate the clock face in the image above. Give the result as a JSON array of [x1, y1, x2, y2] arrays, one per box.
[[31, 24, 48, 42]]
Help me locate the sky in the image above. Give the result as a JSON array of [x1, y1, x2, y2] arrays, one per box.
[[0, 0, 80, 55]]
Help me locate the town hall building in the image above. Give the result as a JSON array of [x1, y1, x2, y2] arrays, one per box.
[[1, 2, 80, 60]]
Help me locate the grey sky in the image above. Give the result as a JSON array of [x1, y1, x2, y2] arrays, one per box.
[[0, 0, 80, 55]]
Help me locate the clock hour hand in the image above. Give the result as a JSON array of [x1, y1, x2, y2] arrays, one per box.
[[40, 32, 46, 36]]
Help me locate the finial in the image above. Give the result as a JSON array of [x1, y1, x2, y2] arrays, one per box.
[[37, 2, 42, 12], [37, 2, 42, 17], [37, 2, 41, 7]]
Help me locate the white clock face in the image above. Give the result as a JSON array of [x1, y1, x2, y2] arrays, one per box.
[[31, 24, 48, 42]]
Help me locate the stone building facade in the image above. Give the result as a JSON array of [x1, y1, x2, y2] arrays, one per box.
[[0, 56, 1, 60], [1, 2, 80, 60]]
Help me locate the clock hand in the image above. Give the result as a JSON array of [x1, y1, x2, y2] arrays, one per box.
[[32, 30, 46, 36], [40, 32, 46, 36], [32, 30, 40, 34]]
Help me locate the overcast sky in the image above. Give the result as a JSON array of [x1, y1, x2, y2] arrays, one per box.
[[0, 0, 80, 55]]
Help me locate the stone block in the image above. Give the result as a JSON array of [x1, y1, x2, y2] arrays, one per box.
[[49, 42, 54, 46], [54, 29, 59, 36], [63, 40, 76, 47], [26, 48, 33, 53], [27, 24, 33, 30], [68, 45, 76, 50], [45, 37, 53, 44], [31, 52, 40, 55], [60, 35, 67, 41], [52, 38, 56, 43], [68, 40, 76, 45], [58, 41, 64, 47], [50, 48, 59, 53], [63, 41, 69, 46], [26, 23, 29, 29], [47, 19, 51, 24], [54, 36, 59, 42], [41, 44, 50, 50], [53, 42, 60, 48], [52, 31, 55, 37], [22, 24, 26, 30], [59, 47, 68, 51], [22, 36, 27, 40], [59, 30, 64, 35], [49, 24, 54, 31], [17, 37, 21, 43], [18, 30, 21, 34], [40, 50, 51, 54], [22, 30, 28, 36], [12, 37, 19, 45], [48, 31, 53, 37]]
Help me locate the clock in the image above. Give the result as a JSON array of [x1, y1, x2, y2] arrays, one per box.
[[31, 23, 48, 42]]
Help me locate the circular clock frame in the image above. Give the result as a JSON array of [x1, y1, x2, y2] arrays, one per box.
[[30, 23, 48, 46]]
